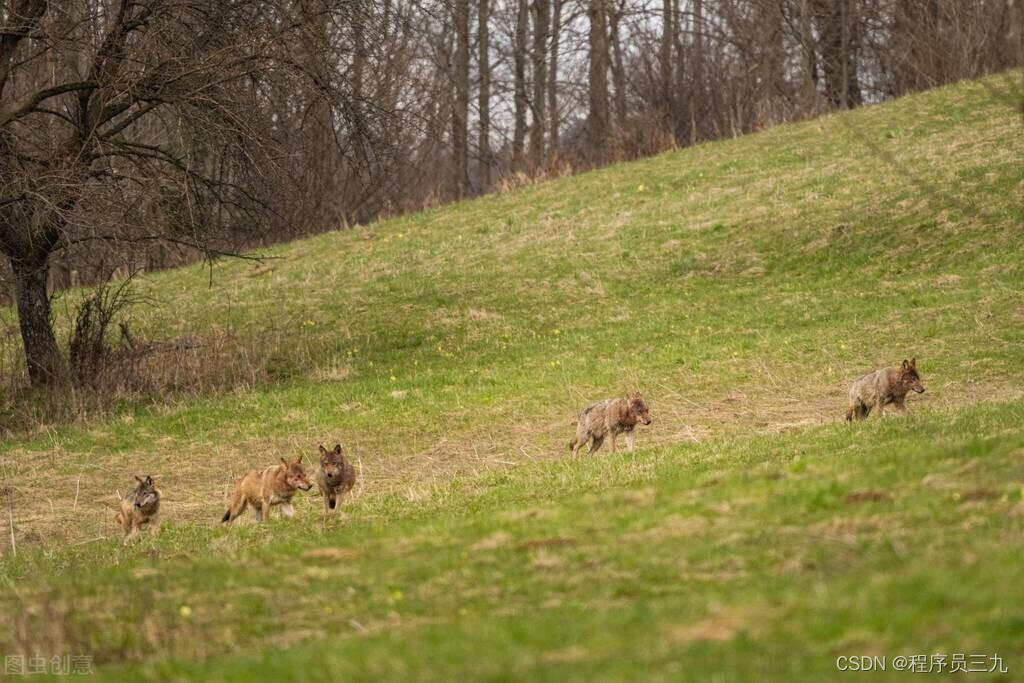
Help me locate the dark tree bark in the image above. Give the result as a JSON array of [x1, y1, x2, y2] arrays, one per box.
[[586, 0, 611, 158], [609, 0, 628, 128], [478, 0, 492, 186], [453, 0, 471, 195], [11, 246, 64, 385], [659, 0, 675, 117], [529, 0, 550, 168], [691, 0, 705, 142], [513, 0, 529, 167], [548, 0, 562, 151], [814, 0, 862, 108]]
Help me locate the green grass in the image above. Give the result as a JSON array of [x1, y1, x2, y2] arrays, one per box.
[[1, 72, 1023, 680]]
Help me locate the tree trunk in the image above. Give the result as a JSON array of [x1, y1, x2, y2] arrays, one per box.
[[548, 0, 562, 151], [513, 0, 529, 168], [478, 0, 492, 187], [757, 0, 786, 101], [586, 0, 610, 160], [11, 255, 64, 386], [609, 1, 627, 128], [453, 0, 470, 196], [659, 0, 674, 118], [691, 0, 704, 143], [815, 0, 862, 108], [529, 0, 549, 169]]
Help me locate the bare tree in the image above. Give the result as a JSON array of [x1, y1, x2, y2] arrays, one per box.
[[609, 0, 628, 127], [453, 0, 471, 195], [548, 0, 563, 150], [478, 0, 493, 186], [513, 0, 529, 167], [529, 0, 550, 168], [586, 0, 611, 158], [0, 0, 351, 385]]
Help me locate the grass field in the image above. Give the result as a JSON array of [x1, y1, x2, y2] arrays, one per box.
[[1, 72, 1023, 680]]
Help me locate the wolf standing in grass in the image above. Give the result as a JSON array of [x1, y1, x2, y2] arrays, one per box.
[[116, 475, 161, 543], [318, 444, 356, 514], [846, 358, 925, 421], [570, 392, 652, 455], [222, 455, 312, 523]]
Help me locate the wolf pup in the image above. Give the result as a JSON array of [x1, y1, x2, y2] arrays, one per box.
[[222, 455, 312, 523], [115, 475, 161, 544], [318, 444, 356, 514], [569, 391, 652, 456], [846, 358, 925, 421]]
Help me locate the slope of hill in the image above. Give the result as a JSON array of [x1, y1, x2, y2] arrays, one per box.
[[1, 72, 1022, 681]]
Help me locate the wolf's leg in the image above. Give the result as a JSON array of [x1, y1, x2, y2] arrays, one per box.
[[572, 433, 588, 456], [120, 510, 132, 535], [609, 431, 618, 453], [587, 435, 604, 455], [282, 503, 296, 518], [893, 396, 908, 414], [875, 397, 886, 418], [124, 520, 140, 544], [625, 431, 635, 451], [259, 500, 270, 522]]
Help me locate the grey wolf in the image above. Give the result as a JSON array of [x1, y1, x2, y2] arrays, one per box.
[[569, 392, 652, 455], [115, 475, 161, 543], [846, 358, 925, 421], [317, 444, 356, 514], [222, 455, 312, 523]]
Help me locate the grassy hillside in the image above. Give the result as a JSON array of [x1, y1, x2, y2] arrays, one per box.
[[1, 72, 1023, 680]]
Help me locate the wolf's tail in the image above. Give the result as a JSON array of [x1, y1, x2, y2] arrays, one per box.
[[328, 497, 337, 510], [221, 509, 231, 523], [568, 437, 576, 451]]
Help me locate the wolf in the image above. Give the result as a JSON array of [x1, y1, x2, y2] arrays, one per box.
[[569, 391, 652, 455], [115, 475, 161, 544], [846, 358, 925, 421], [317, 443, 356, 514], [221, 455, 312, 523]]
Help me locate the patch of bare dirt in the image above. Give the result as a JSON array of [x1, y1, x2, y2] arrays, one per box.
[[844, 489, 893, 504]]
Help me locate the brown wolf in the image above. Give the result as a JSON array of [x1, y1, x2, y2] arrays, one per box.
[[222, 455, 312, 523], [115, 475, 161, 544], [846, 358, 925, 421], [569, 392, 652, 455], [317, 444, 356, 514]]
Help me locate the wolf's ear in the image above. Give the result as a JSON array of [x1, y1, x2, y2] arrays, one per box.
[[296, 453, 304, 464], [333, 444, 342, 455], [135, 475, 144, 484], [910, 357, 916, 367], [145, 475, 153, 485], [902, 359, 910, 369], [319, 444, 328, 455], [281, 457, 289, 467]]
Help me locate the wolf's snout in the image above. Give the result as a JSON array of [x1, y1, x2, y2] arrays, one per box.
[[644, 418, 652, 425], [301, 483, 313, 491], [916, 387, 925, 393]]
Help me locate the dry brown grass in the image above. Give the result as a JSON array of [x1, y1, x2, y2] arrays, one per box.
[[3, 374, 1018, 553]]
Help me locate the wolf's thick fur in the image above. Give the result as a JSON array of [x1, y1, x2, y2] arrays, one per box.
[[569, 392, 652, 455], [115, 475, 161, 544], [317, 444, 356, 514], [846, 358, 925, 421], [222, 455, 312, 523]]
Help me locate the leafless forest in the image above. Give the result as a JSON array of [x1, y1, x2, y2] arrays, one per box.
[[0, 0, 1021, 388]]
